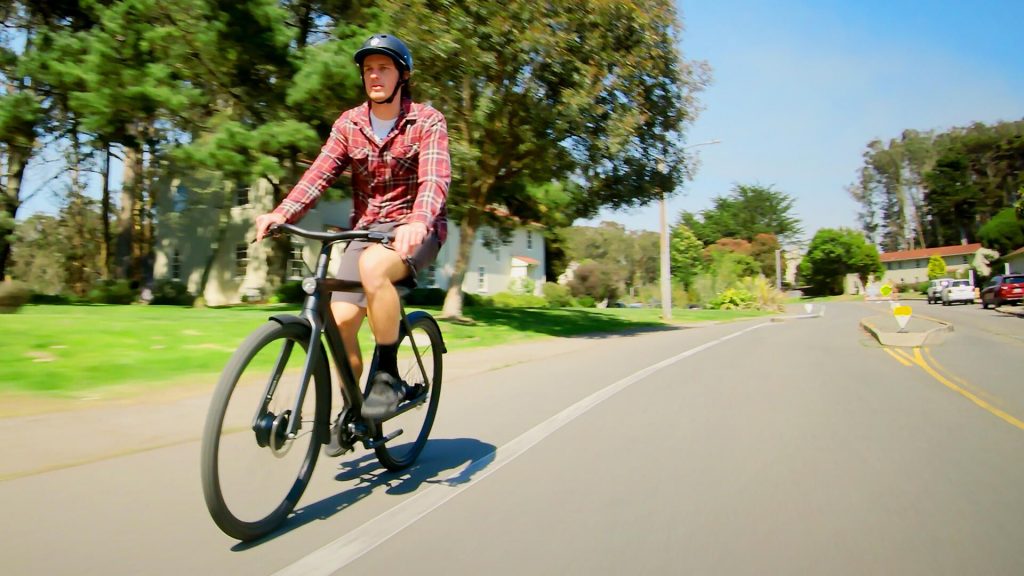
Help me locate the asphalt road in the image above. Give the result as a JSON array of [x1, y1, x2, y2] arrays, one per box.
[[2, 302, 1023, 575]]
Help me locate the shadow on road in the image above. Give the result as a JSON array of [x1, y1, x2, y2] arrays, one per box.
[[231, 437, 496, 550]]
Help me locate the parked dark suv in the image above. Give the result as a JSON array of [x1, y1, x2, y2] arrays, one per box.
[[980, 274, 1024, 308]]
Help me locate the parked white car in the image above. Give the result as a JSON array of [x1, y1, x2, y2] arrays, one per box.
[[927, 278, 953, 304], [941, 279, 975, 306]]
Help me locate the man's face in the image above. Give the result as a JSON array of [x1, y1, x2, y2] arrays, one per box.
[[362, 54, 402, 101]]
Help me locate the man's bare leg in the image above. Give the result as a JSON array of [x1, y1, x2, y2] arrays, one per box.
[[358, 244, 414, 418], [331, 300, 366, 385]]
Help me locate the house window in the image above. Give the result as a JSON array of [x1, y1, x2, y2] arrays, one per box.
[[477, 266, 487, 292], [288, 243, 305, 279], [235, 184, 250, 207], [527, 231, 533, 250], [173, 184, 189, 212], [962, 256, 969, 264], [235, 244, 248, 278], [171, 249, 182, 281]]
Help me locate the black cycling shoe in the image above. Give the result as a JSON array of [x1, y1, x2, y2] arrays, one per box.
[[362, 372, 406, 419], [324, 411, 352, 457]]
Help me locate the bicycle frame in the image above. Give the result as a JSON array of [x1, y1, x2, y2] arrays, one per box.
[[256, 225, 429, 442]]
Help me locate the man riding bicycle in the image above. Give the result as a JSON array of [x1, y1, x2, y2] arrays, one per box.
[[254, 34, 450, 454]]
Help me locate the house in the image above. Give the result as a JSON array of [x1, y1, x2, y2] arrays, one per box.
[[152, 177, 545, 305], [878, 243, 986, 286], [1001, 246, 1024, 274]]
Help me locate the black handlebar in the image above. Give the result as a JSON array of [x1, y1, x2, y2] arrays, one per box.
[[264, 223, 394, 244]]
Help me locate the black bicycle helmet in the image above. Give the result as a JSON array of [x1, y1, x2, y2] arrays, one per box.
[[354, 34, 414, 74]]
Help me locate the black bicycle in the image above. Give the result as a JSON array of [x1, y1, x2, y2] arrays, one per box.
[[200, 223, 445, 541]]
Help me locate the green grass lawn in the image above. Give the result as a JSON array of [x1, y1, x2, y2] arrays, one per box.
[[0, 303, 771, 397]]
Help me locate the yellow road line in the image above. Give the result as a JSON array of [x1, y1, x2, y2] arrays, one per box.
[[923, 347, 1006, 405], [884, 348, 913, 366], [911, 348, 1024, 431]]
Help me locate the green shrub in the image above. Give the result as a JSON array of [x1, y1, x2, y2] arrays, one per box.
[[274, 280, 306, 305], [29, 293, 74, 305], [492, 291, 548, 308], [576, 295, 595, 308], [707, 287, 755, 310], [0, 281, 31, 313], [88, 280, 135, 304], [150, 280, 196, 306], [542, 283, 575, 308], [405, 287, 446, 306], [463, 292, 494, 308]]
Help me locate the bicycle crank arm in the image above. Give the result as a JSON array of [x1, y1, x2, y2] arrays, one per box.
[[363, 428, 403, 450]]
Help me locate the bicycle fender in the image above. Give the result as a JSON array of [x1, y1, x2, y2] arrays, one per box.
[[405, 310, 448, 354], [269, 313, 310, 330]]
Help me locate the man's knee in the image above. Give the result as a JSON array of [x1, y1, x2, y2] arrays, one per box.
[[358, 246, 406, 292]]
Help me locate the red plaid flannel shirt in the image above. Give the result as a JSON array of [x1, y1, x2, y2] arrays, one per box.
[[274, 98, 450, 243]]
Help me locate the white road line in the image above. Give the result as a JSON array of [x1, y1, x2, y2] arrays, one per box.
[[273, 321, 774, 576]]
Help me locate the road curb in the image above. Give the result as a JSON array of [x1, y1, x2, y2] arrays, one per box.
[[860, 314, 953, 347]]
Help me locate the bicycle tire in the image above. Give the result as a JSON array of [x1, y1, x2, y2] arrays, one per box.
[[372, 311, 444, 471], [200, 320, 329, 541]]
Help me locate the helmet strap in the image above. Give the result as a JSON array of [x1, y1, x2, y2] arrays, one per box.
[[375, 78, 406, 105]]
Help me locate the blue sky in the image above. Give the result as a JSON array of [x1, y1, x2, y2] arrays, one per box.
[[583, 0, 1024, 243]]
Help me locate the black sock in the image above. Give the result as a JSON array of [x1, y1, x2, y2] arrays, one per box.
[[376, 341, 399, 380]]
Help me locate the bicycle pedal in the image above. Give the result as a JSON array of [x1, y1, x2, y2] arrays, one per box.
[[364, 428, 403, 449]]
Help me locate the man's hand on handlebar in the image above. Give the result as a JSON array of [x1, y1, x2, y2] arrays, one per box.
[[254, 213, 287, 242], [394, 222, 427, 259]]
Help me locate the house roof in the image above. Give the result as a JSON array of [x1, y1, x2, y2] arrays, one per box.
[[1004, 246, 1024, 259], [879, 243, 983, 263], [512, 255, 540, 265]]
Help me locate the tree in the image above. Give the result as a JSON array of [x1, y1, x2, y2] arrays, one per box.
[[850, 120, 1024, 250], [669, 223, 703, 288], [680, 183, 802, 246], [0, 2, 57, 281], [568, 260, 622, 303], [563, 221, 658, 298], [798, 228, 883, 296], [977, 208, 1024, 255], [750, 233, 783, 285], [394, 0, 707, 318], [926, 255, 947, 280]]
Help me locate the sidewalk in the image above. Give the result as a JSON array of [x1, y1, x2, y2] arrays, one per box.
[[0, 333, 636, 481]]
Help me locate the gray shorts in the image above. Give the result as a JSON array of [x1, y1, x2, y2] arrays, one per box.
[[330, 221, 440, 308]]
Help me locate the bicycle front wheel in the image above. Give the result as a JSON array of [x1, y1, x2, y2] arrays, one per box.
[[200, 320, 329, 541], [373, 311, 444, 471]]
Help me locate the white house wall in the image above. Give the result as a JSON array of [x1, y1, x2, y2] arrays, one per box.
[[154, 177, 545, 304]]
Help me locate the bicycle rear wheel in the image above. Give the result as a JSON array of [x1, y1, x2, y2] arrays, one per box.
[[200, 320, 329, 541], [372, 311, 444, 471]]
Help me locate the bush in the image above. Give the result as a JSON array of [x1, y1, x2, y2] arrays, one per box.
[[0, 281, 31, 313], [463, 292, 494, 308], [707, 288, 755, 310], [274, 280, 306, 305], [29, 293, 74, 305], [405, 287, 446, 306], [87, 280, 135, 304], [150, 280, 196, 306], [542, 283, 575, 308], [575, 295, 596, 308], [492, 291, 548, 308]]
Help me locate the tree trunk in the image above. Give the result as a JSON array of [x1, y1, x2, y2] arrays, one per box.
[[441, 205, 481, 319], [100, 145, 112, 279], [117, 141, 141, 280], [0, 148, 27, 281]]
